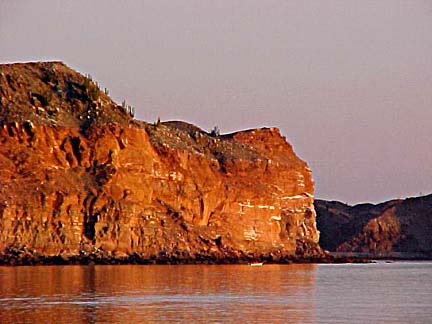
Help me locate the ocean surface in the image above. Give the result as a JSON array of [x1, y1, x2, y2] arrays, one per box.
[[0, 262, 431, 323]]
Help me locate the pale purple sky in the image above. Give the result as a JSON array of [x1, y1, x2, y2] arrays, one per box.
[[1, 1, 432, 204]]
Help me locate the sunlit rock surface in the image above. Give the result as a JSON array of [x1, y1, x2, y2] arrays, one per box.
[[0, 62, 323, 264]]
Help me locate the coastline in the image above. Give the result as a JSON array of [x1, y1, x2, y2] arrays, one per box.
[[3, 250, 432, 266], [0, 250, 371, 266], [3, 251, 432, 266], [329, 252, 432, 262]]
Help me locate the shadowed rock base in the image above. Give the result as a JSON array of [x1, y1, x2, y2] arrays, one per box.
[[0, 245, 344, 266]]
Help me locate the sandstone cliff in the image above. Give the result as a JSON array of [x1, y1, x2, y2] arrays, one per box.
[[0, 62, 323, 264], [315, 195, 432, 258]]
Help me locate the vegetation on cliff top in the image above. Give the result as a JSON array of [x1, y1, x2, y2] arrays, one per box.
[[144, 121, 263, 163], [0, 61, 134, 130], [0, 61, 304, 166]]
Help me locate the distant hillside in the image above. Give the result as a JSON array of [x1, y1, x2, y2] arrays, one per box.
[[315, 195, 432, 257]]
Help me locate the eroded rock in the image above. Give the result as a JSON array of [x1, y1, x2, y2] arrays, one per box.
[[0, 62, 324, 264]]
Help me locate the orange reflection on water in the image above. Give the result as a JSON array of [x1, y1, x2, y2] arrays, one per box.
[[0, 264, 317, 323]]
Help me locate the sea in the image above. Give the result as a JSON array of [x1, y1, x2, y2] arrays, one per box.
[[0, 262, 431, 323]]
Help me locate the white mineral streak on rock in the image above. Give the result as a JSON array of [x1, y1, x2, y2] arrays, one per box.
[[272, 184, 283, 192], [244, 228, 258, 241], [169, 171, 183, 181], [280, 195, 304, 200], [239, 201, 254, 208], [257, 205, 275, 210], [300, 223, 308, 237], [280, 193, 314, 200]]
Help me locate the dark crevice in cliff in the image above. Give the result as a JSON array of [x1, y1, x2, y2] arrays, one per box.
[[70, 137, 82, 164], [83, 195, 98, 241]]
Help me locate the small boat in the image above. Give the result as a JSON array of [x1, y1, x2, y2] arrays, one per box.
[[250, 262, 263, 267]]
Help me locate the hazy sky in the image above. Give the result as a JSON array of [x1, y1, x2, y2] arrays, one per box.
[[1, 1, 431, 204]]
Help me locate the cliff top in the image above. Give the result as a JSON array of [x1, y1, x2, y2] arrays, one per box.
[[0, 61, 133, 129], [0, 61, 304, 166]]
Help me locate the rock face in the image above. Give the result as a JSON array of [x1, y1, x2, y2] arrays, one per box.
[[315, 195, 432, 257], [0, 62, 322, 264]]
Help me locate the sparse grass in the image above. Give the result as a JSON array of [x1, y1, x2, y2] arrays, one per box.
[[209, 126, 220, 137], [121, 100, 135, 118], [83, 75, 99, 101], [0, 62, 134, 128], [145, 121, 261, 162], [153, 117, 161, 126]]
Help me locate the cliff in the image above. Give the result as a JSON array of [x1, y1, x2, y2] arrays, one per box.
[[315, 195, 432, 258], [0, 62, 324, 264]]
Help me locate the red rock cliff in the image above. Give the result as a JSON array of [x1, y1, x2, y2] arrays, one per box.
[[0, 62, 322, 263]]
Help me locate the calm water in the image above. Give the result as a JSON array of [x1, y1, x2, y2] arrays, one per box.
[[0, 262, 431, 323]]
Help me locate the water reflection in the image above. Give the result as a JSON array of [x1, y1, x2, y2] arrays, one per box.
[[0, 264, 317, 323]]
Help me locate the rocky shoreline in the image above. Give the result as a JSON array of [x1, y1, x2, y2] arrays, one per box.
[[0, 243, 383, 266], [0, 240, 337, 266], [0, 251, 368, 266], [2, 243, 428, 266]]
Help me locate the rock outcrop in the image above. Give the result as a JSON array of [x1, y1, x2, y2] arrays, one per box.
[[0, 62, 324, 264], [315, 195, 432, 258]]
